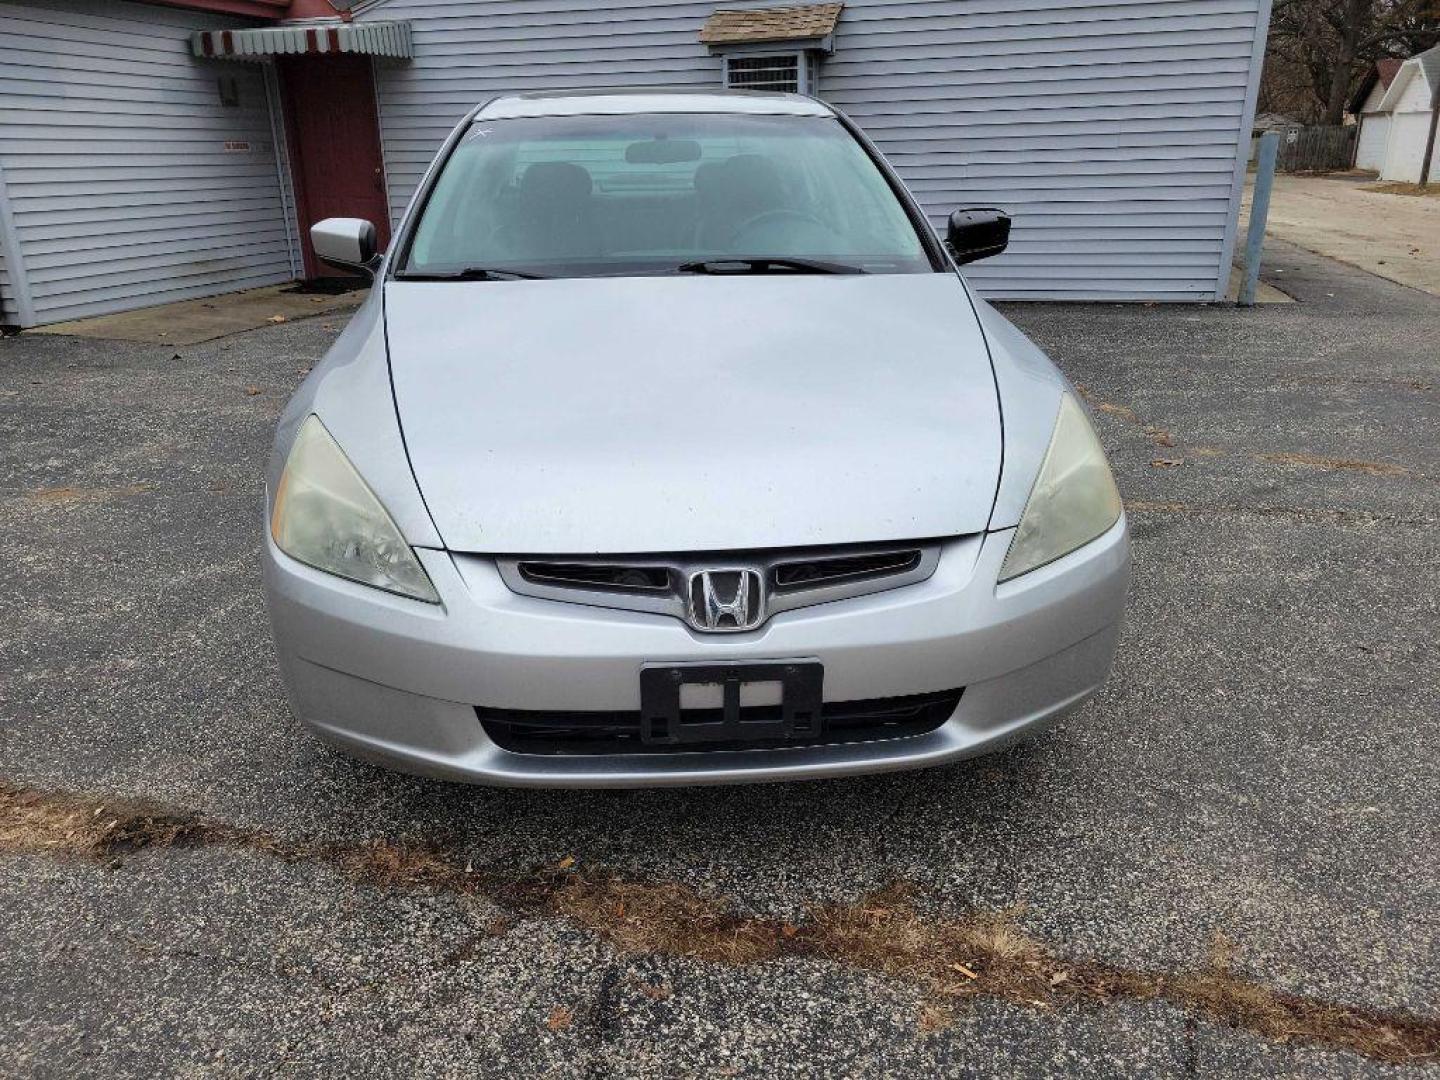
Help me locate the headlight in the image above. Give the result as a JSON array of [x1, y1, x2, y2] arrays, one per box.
[[999, 393, 1122, 582], [271, 416, 439, 603]]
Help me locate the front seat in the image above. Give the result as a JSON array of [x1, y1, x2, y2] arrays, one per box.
[[495, 161, 598, 261], [693, 154, 788, 252]]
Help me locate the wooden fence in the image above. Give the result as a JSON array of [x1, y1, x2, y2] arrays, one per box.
[[1276, 125, 1359, 173]]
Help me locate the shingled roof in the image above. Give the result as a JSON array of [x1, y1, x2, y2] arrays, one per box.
[[1348, 57, 1405, 115], [699, 3, 844, 46]]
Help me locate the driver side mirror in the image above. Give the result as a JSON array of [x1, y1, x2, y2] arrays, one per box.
[[311, 217, 381, 275], [946, 208, 1011, 265]]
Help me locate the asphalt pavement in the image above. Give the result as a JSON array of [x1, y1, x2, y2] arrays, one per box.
[[1, 241, 1437, 1077]]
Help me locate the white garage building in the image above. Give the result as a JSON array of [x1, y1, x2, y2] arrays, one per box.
[[1370, 46, 1440, 184], [1351, 46, 1440, 183], [1, 0, 1273, 328], [1350, 57, 1403, 173]]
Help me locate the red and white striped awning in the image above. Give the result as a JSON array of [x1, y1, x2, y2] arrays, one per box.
[[191, 21, 411, 61]]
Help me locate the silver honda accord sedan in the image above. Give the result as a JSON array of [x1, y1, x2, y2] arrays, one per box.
[[262, 89, 1130, 787]]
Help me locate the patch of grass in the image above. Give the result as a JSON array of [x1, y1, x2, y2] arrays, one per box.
[[5, 781, 1440, 1065], [1257, 452, 1410, 477], [26, 484, 151, 504], [0, 784, 221, 857], [1364, 182, 1440, 198]]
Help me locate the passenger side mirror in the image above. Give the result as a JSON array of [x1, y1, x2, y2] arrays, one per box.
[[945, 208, 1011, 265], [311, 217, 380, 274]]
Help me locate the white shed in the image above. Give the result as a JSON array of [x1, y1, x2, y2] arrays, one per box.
[[1375, 45, 1440, 183], [1350, 58, 1403, 172]]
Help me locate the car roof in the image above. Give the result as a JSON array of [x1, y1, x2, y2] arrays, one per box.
[[474, 89, 836, 121]]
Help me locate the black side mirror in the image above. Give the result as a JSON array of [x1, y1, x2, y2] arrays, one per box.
[[946, 208, 1011, 265]]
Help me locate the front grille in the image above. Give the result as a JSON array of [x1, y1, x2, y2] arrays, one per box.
[[517, 561, 672, 594], [496, 541, 943, 632], [772, 549, 922, 590], [476, 689, 961, 756]]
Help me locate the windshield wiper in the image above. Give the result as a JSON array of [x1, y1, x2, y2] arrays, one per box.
[[676, 257, 867, 275], [396, 266, 548, 281]]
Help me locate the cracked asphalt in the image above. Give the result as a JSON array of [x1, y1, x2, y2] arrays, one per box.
[[2, 240, 1438, 1077]]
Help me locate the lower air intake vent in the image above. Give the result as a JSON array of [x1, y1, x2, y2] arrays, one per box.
[[477, 689, 961, 756]]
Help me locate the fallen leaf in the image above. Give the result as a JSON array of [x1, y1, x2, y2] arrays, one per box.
[[1050, 971, 1069, 987], [635, 980, 672, 1001], [918, 1003, 953, 1032], [781, 923, 798, 938], [1145, 426, 1175, 447], [556, 855, 575, 870], [1095, 401, 1140, 423], [545, 1005, 573, 1032], [1150, 458, 1185, 468]]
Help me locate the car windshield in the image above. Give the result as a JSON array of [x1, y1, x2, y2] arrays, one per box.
[[399, 112, 936, 279]]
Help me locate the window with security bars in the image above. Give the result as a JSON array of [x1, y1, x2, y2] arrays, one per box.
[[724, 53, 805, 94]]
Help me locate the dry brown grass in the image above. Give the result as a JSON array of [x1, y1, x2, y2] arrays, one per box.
[[26, 484, 151, 504], [1364, 182, 1440, 198], [1256, 452, 1410, 477], [0, 783, 223, 857], [5, 782, 1439, 1065]]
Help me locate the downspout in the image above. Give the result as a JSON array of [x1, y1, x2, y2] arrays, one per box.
[[0, 159, 37, 329]]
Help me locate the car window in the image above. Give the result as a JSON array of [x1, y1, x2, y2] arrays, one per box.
[[403, 112, 935, 278]]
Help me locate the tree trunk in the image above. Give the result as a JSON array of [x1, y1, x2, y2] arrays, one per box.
[[1325, 0, 1371, 125]]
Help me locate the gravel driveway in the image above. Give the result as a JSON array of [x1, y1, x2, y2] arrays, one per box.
[[2, 242, 1438, 1078]]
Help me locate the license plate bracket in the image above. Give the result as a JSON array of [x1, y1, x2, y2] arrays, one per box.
[[639, 661, 823, 746]]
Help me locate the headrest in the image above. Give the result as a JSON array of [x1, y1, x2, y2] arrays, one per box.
[[519, 161, 593, 205]]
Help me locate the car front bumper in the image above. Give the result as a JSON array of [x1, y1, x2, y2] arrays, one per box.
[[261, 518, 1130, 787]]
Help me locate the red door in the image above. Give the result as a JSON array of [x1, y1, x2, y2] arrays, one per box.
[[279, 55, 391, 278]]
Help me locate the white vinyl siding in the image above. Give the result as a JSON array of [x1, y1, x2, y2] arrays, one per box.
[[1382, 67, 1437, 183], [0, 257, 13, 324], [357, 0, 1268, 301], [1383, 111, 1431, 183], [1355, 113, 1390, 172], [0, 0, 296, 326]]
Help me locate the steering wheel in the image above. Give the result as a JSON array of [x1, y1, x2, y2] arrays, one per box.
[[728, 208, 829, 244]]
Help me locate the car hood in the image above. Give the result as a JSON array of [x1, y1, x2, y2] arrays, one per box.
[[385, 274, 1000, 554]]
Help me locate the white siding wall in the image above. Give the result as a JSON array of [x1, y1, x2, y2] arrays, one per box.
[[1353, 80, 1389, 172], [0, 0, 296, 326], [0, 229, 14, 324], [1383, 111, 1431, 182], [1355, 113, 1391, 171], [358, 0, 1269, 301], [1382, 72, 1435, 183]]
